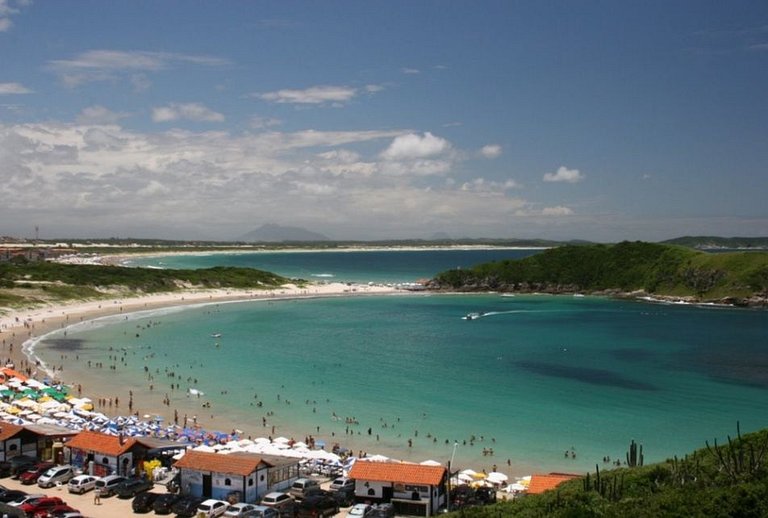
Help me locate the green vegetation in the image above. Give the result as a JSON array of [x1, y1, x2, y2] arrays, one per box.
[[450, 424, 768, 518], [0, 261, 291, 309], [429, 241, 768, 303]]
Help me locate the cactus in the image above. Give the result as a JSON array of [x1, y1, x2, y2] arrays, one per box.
[[626, 439, 643, 467]]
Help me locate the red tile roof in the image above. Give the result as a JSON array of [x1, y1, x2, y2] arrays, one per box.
[[0, 422, 23, 441], [65, 430, 138, 456], [349, 461, 446, 486], [526, 473, 580, 494], [174, 450, 269, 477]]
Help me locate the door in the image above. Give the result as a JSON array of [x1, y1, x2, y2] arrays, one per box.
[[203, 473, 212, 497]]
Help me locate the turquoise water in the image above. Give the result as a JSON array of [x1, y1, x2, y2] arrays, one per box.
[[34, 251, 768, 476]]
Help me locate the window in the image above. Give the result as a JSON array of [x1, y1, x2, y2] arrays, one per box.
[[249, 478, 254, 486], [224, 478, 231, 486]]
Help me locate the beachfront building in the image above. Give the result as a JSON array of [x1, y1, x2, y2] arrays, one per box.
[[0, 422, 38, 461], [348, 460, 448, 517], [173, 450, 300, 503], [64, 430, 145, 477]]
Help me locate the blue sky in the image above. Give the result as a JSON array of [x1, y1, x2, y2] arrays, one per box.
[[1, 1, 766, 242]]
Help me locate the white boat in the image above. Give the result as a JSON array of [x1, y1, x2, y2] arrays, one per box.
[[463, 312, 483, 320], [211, 333, 222, 338]]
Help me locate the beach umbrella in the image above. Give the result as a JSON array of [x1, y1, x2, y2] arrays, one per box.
[[460, 468, 477, 476], [420, 460, 442, 466], [505, 482, 527, 493], [366, 454, 389, 462], [487, 472, 508, 483]]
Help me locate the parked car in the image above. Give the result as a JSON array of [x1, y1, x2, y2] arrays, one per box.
[[67, 474, 98, 494], [223, 502, 258, 517], [328, 477, 355, 493], [260, 492, 294, 513], [0, 489, 29, 503], [93, 474, 126, 497], [197, 498, 229, 517], [37, 510, 84, 518], [33, 504, 81, 518], [37, 465, 75, 488], [348, 503, 372, 517], [18, 462, 54, 485], [131, 491, 161, 513], [296, 494, 339, 518], [18, 496, 66, 515], [6, 455, 40, 479], [240, 504, 279, 518], [114, 476, 153, 498], [152, 492, 182, 514], [6, 492, 45, 506], [289, 478, 320, 500], [171, 494, 206, 517], [367, 503, 395, 518]]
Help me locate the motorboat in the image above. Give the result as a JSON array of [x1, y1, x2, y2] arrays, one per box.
[[463, 312, 483, 320]]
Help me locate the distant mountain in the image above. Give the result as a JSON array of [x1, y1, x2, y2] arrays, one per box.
[[237, 224, 330, 243]]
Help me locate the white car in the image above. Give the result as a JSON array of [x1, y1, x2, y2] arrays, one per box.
[[348, 503, 372, 517], [197, 498, 230, 517], [223, 502, 257, 517], [68, 474, 98, 494]]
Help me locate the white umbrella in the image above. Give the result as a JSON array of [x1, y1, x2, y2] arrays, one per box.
[[460, 468, 477, 476], [420, 460, 442, 466], [487, 472, 508, 483], [366, 454, 389, 462]]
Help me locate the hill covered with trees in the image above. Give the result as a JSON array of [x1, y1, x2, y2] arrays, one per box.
[[428, 241, 768, 306]]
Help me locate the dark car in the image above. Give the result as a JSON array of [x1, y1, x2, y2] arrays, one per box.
[[114, 477, 154, 498], [296, 494, 339, 518], [0, 488, 28, 503], [132, 491, 161, 513], [171, 494, 206, 517], [474, 486, 497, 505], [18, 462, 54, 485], [152, 493, 182, 515]]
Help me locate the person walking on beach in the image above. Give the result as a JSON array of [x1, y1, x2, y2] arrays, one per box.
[[94, 489, 101, 505]]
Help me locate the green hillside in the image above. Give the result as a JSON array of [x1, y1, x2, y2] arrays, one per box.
[[429, 241, 768, 304], [0, 261, 290, 309], [451, 424, 768, 518]]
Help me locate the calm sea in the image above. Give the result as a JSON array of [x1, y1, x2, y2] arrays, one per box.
[[35, 250, 768, 476]]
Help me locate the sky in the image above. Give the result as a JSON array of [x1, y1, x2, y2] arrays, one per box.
[[1, 1, 767, 242]]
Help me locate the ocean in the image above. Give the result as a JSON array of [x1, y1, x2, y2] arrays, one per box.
[[33, 249, 768, 476]]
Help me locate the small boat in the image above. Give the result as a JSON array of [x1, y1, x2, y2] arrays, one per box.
[[463, 312, 483, 320], [211, 333, 222, 338]]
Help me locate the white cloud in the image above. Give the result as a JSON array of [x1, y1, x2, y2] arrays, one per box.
[[152, 103, 225, 123], [480, 144, 502, 159], [402, 68, 420, 74], [1, 121, 582, 239], [249, 115, 281, 129], [543, 166, 585, 183], [0, 0, 29, 32], [380, 132, 451, 161], [0, 82, 32, 94], [365, 84, 384, 93], [259, 85, 357, 105], [76, 105, 129, 124], [541, 206, 574, 216], [47, 50, 231, 87], [461, 178, 519, 192]]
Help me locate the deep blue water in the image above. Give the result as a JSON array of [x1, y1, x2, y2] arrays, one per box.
[[124, 248, 539, 284]]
